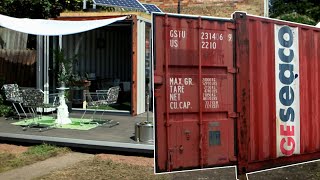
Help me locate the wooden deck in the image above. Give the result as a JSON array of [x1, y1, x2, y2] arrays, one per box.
[[0, 111, 154, 154]]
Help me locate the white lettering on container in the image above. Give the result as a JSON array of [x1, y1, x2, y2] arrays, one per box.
[[201, 31, 224, 50], [169, 29, 186, 48], [202, 78, 219, 109], [169, 77, 193, 110], [275, 25, 300, 157]]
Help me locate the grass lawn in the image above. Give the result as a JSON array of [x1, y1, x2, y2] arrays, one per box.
[[36, 157, 169, 180], [0, 144, 70, 173]]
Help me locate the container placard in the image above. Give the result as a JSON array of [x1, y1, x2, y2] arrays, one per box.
[[275, 25, 300, 157]]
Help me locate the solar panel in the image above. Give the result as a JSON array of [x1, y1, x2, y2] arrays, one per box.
[[142, 3, 162, 13], [93, 0, 147, 11]]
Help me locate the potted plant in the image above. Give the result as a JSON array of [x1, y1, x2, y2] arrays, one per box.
[[54, 49, 78, 111], [54, 49, 77, 87]]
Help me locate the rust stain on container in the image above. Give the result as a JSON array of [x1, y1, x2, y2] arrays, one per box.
[[153, 13, 237, 173]]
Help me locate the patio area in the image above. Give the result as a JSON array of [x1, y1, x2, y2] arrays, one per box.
[[0, 14, 153, 155], [0, 111, 154, 154]]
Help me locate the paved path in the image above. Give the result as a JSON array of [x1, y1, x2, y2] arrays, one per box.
[[0, 152, 94, 180]]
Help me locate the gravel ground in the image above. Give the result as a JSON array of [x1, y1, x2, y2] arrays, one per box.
[[247, 161, 320, 180], [3, 143, 320, 180], [0, 144, 28, 155], [96, 153, 154, 167]]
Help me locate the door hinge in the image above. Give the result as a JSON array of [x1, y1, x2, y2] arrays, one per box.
[[228, 67, 239, 74], [228, 112, 239, 118]]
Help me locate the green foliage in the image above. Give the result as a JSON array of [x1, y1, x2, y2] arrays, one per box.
[[269, 0, 319, 25], [0, 0, 76, 18], [54, 49, 78, 101], [279, 12, 316, 25], [0, 0, 54, 18], [54, 49, 78, 86], [306, 6, 320, 23], [0, 77, 13, 117], [24, 144, 70, 159], [0, 104, 13, 117]]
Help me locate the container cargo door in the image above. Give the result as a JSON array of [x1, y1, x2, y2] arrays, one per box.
[[153, 13, 237, 173], [234, 12, 320, 174]]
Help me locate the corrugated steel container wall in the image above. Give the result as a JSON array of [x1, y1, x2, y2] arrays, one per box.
[[154, 13, 237, 173], [62, 25, 132, 82], [235, 12, 320, 173]]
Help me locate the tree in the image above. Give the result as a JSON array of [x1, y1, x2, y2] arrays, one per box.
[[278, 12, 316, 25], [0, 0, 111, 19], [0, 0, 55, 19], [269, 0, 319, 25]]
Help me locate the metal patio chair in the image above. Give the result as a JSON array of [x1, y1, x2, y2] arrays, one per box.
[[20, 88, 60, 131], [81, 86, 120, 127], [1, 84, 27, 119]]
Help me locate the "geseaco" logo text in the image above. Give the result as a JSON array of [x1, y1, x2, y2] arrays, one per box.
[[275, 25, 300, 157]]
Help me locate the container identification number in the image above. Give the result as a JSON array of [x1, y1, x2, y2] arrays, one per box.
[[169, 30, 186, 48], [201, 32, 223, 41], [202, 42, 217, 50], [201, 32, 224, 50]]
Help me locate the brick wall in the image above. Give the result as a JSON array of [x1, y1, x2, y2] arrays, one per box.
[[140, 0, 242, 8]]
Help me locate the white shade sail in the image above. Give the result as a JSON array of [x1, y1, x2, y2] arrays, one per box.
[[0, 14, 126, 36]]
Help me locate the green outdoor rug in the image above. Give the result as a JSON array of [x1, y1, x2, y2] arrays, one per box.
[[12, 116, 99, 130]]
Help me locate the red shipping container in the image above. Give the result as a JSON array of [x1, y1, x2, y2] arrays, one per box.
[[153, 13, 237, 173], [235, 12, 320, 173], [153, 12, 320, 174]]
